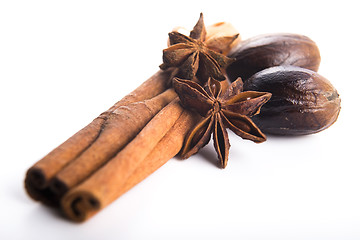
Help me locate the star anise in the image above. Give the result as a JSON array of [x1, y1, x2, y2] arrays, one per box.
[[173, 77, 272, 168], [160, 13, 237, 83]]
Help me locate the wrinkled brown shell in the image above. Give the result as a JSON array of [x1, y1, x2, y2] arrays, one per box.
[[226, 33, 321, 82], [244, 66, 341, 135]]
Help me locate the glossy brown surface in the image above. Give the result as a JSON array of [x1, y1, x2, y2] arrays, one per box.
[[244, 66, 341, 135], [226, 33, 321, 82]]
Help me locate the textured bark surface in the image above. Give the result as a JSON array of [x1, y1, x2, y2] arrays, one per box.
[[51, 89, 177, 196]]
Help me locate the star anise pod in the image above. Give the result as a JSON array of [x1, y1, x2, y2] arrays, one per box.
[[173, 77, 272, 168], [160, 13, 237, 83]]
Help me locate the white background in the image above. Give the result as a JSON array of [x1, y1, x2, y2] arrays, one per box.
[[1, 0, 359, 239]]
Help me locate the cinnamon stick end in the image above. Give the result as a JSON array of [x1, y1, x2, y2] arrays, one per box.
[[26, 167, 47, 189], [61, 191, 101, 222], [25, 167, 63, 206], [49, 177, 69, 197]]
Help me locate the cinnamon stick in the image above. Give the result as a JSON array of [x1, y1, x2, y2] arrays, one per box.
[[25, 69, 174, 205], [61, 101, 197, 222], [121, 110, 198, 195], [50, 89, 177, 196]]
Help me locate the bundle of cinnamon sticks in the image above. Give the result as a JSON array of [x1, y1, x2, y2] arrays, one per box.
[[25, 68, 199, 221], [25, 15, 240, 222]]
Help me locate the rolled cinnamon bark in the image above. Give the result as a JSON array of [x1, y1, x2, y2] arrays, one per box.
[[50, 89, 177, 196], [25, 69, 174, 205], [121, 110, 198, 195], [61, 101, 197, 222], [103, 69, 175, 114]]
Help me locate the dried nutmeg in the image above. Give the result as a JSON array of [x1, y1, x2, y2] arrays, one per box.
[[244, 66, 341, 135], [226, 33, 321, 82]]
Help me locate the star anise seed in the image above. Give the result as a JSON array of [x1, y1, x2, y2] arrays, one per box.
[[160, 13, 236, 83], [173, 77, 272, 168]]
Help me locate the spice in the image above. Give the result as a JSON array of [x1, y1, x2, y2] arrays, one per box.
[[173, 77, 271, 168], [226, 33, 321, 82], [61, 102, 199, 222], [50, 88, 177, 197], [25, 13, 239, 220], [160, 13, 236, 83], [25, 13, 341, 223], [205, 22, 241, 55], [243, 66, 341, 135], [168, 21, 240, 55], [120, 111, 199, 195], [25, 69, 175, 206]]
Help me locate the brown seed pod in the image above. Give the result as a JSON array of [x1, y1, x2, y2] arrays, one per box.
[[226, 33, 321, 82], [244, 66, 341, 135]]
